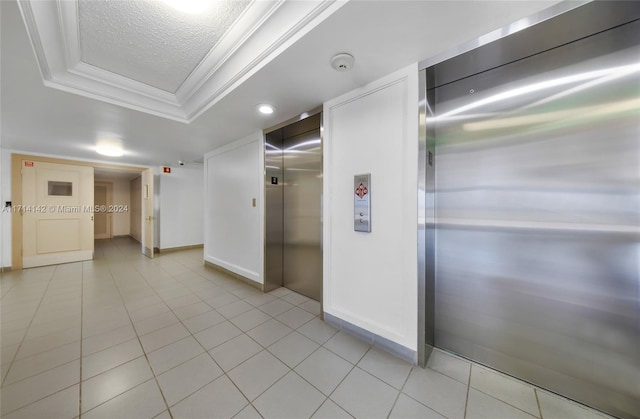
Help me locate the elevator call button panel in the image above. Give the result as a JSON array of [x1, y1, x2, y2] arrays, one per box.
[[354, 173, 371, 232]]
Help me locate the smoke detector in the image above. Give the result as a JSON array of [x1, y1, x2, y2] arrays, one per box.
[[330, 53, 355, 72]]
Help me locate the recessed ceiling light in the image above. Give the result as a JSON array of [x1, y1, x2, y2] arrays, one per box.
[[96, 139, 124, 157], [257, 104, 276, 115], [163, 0, 210, 14]]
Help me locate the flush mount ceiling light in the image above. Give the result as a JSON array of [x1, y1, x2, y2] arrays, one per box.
[[96, 139, 124, 157], [330, 53, 355, 72], [257, 104, 276, 115], [162, 0, 211, 14]]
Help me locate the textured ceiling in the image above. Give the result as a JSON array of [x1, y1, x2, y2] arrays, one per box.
[[2, 0, 566, 167], [78, 0, 251, 93]]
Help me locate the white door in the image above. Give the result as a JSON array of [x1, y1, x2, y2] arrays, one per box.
[[94, 182, 112, 240], [141, 168, 154, 258], [22, 160, 94, 268]]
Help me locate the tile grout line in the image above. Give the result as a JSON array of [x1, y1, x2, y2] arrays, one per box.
[[0, 266, 86, 417], [229, 315, 327, 416], [535, 388, 544, 419], [464, 364, 472, 419], [79, 262, 85, 418], [9, 260, 349, 418], [302, 333, 362, 418], [128, 253, 274, 416], [111, 260, 176, 419], [469, 385, 543, 418], [175, 261, 290, 414], [385, 349, 415, 419], [0, 265, 57, 390], [235, 300, 372, 417], [153, 261, 325, 416], [217, 303, 326, 414]]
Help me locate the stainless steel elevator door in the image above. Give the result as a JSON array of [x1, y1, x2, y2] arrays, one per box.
[[265, 114, 322, 301], [431, 20, 640, 419], [265, 129, 284, 292]]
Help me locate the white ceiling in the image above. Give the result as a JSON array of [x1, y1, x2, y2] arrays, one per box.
[[78, 0, 250, 93], [1, 0, 565, 169]]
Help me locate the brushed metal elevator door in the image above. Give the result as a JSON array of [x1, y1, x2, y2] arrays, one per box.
[[265, 114, 322, 301], [431, 18, 640, 418], [265, 129, 284, 293]]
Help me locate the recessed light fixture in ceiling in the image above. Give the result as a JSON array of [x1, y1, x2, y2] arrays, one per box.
[[96, 139, 124, 157], [162, 0, 211, 14], [257, 104, 276, 115]]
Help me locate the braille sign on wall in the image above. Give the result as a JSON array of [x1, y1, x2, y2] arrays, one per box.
[[354, 173, 371, 232], [271, 177, 278, 185]]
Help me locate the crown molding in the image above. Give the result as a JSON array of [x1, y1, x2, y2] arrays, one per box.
[[17, 0, 346, 124]]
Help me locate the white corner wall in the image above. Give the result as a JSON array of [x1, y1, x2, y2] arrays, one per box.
[[158, 165, 204, 250], [204, 132, 264, 285], [111, 178, 131, 236], [323, 64, 419, 352]]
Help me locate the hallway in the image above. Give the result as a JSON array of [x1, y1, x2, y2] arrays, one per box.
[[1, 238, 612, 418]]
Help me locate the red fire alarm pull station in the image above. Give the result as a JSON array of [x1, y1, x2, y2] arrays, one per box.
[[163, 167, 171, 174], [24, 161, 34, 167]]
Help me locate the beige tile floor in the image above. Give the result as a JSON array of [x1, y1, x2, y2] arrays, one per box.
[[1, 237, 614, 419]]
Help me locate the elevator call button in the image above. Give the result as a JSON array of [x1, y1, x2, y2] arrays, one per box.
[[354, 173, 371, 232], [271, 177, 278, 185]]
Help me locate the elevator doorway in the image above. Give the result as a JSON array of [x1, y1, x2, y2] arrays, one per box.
[[265, 113, 322, 301], [419, 3, 640, 418]]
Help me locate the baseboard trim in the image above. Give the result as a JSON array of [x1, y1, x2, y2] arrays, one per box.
[[1, 266, 12, 273], [324, 312, 417, 365], [204, 260, 263, 291], [158, 244, 204, 253]]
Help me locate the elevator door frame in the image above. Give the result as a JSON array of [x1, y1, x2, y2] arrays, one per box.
[[263, 108, 324, 305], [417, 0, 640, 368], [417, 2, 640, 418]]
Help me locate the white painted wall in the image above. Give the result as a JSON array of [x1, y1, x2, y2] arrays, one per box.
[[130, 176, 142, 242], [323, 64, 419, 352], [111, 178, 131, 236], [1, 149, 10, 268], [204, 132, 264, 285], [158, 165, 204, 250], [92, 177, 132, 237]]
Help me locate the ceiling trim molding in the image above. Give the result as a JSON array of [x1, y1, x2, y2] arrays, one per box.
[[184, 0, 347, 121], [176, 0, 286, 102], [17, 0, 347, 124], [16, 0, 51, 80]]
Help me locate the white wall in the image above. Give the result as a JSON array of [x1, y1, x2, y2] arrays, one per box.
[[204, 132, 264, 285], [323, 64, 419, 352], [130, 176, 142, 242], [93, 177, 132, 237], [1, 149, 10, 268], [111, 178, 131, 236], [158, 165, 204, 250]]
